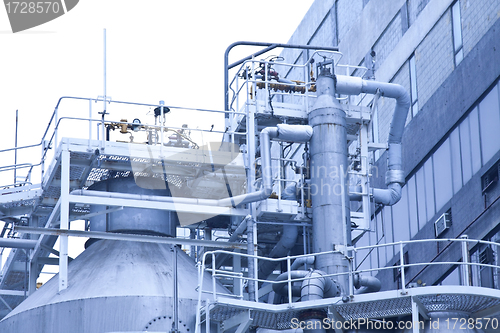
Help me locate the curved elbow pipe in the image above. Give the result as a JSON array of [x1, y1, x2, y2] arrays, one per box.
[[300, 270, 340, 301], [353, 273, 382, 294], [359, 80, 411, 145], [291, 255, 315, 270], [272, 270, 308, 297], [372, 183, 402, 206], [336, 76, 410, 205], [218, 124, 312, 207], [272, 269, 340, 299]]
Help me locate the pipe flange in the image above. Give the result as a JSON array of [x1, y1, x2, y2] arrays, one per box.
[[385, 169, 405, 186]]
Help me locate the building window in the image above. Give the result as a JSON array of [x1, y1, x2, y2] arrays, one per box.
[[334, 1, 339, 45], [433, 138, 453, 212], [478, 85, 500, 164], [401, 1, 410, 34], [481, 161, 500, 194], [452, 0, 463, 66], [409, 54, 418, 116]]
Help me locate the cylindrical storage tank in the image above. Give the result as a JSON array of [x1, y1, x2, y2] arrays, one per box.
[[88, 176, 177, 236], [0, 240, 228, 332], [0, 175, 227, 332]]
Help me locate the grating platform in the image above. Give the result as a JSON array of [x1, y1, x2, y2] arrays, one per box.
[[205, 286, 500, 330]]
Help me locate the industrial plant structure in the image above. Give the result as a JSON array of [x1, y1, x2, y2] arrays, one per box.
[[1, 0, 500, 332]]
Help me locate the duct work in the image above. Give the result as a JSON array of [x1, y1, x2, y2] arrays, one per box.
[[336, 75, 411, 206], [271, 270, 341, 333], [271, 270, 341, 300], [253, 124, 312, 281]]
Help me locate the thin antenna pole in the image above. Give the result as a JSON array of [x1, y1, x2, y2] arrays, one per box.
[[103, 28, 107, 114], [14, 109, 18, 183]]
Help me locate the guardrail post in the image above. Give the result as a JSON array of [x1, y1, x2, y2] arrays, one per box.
[[460, 235, 471, 286], [399, 242, 407, 294], [287, 256, 292, 306], [59, 147, 69, 292], [88, 99, 93, 150], [348, 255, 354, 297], [212, 252, 217, 300]]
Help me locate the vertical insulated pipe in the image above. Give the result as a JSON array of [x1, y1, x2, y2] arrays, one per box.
[[172, 245, 179, 333], [247, 216, 256, 301], [308, 69, 350, 294]]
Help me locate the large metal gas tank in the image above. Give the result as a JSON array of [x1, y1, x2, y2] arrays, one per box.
[[88, 176, 178, 236], [0, 240, 227, 332]]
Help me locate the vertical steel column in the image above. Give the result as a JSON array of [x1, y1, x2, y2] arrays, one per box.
[[88, 99, 93, 150], [28, 215, 38, 295], [28, 259, 38, 295], [411, 298, 420, 333], [59, 147, 70, 291], [233, 250, 242, 297], [360, 124, 371, 230], [14, 110, 18, 184], [246, 93, 258, 301], [460, 235, 471, 286], [172, 245, 179, 333], [309, 69, 350, 293]]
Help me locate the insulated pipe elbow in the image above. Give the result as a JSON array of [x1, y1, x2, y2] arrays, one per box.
[[273, 270, 340, 299], [335, 76, 409, 204], [353, 274, 382, 294], [291, 256, 315, 270], [372, 183, 402, 206], [335, 75, 411, 144], [360, 79, 411, 144], [272, 270, 309, 297], [218, 124, 312, 207], [300, 270, 340, 301]]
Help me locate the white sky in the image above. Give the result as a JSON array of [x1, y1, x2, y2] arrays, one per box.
[[0, 0, 314, 281], [0, 0, 314, 150]]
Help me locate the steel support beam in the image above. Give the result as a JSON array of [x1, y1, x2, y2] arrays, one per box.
[[0, 290, 25, 296], [31, 199, 61, 261], [67, 194, 248, 217], [15, 226, 247, 249], [59, 148, 69, 291]]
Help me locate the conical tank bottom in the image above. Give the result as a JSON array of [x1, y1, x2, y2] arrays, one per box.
[[0, 240, 227, 333]]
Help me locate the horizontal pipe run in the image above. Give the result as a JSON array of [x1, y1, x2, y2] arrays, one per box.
[[14, 226, 247, 250], [0, 238, 38, 249]]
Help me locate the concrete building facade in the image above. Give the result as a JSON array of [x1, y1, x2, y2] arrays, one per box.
[[282, 0, 500, 290]]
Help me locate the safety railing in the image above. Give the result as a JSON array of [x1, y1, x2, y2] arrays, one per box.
[[228, 50, 368, 118], [197, 237, 500, 307], [0, 96, 248, 194]]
